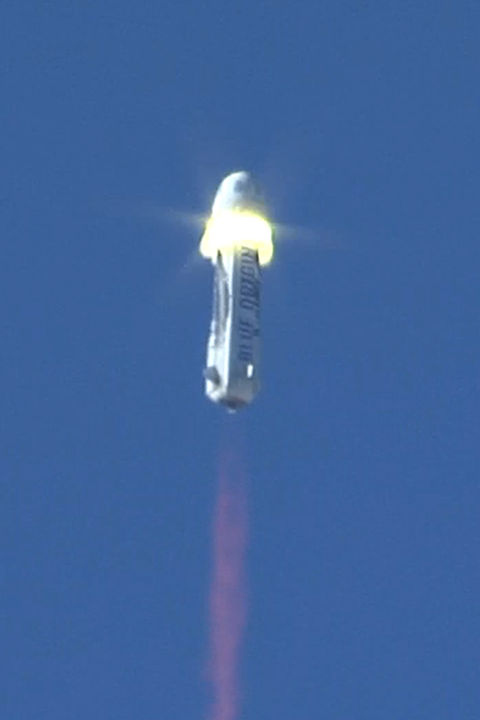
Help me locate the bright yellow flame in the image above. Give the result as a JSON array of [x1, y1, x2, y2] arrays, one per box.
[[199, 210, 274, 266]]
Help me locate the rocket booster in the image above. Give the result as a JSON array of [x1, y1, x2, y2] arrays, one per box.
[[199, 172, 274, 411]]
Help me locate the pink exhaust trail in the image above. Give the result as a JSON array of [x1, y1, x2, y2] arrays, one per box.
[[207, 448, 249, 720]]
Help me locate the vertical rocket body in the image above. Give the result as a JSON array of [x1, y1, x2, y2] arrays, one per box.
[[200, 172, 272, 411], [205, 244, 261, 410]]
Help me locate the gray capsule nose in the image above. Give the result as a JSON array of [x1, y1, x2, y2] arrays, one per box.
[[227, 171, 260, 203], [220, 171, 252, 196], [231, 171, 252, 191], [212, 171, 265, 214]]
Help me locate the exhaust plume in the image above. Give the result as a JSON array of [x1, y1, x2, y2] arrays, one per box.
[[206, 447, 249, 720]]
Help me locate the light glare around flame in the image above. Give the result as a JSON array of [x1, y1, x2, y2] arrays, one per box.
[[200, 210, 274, 266]]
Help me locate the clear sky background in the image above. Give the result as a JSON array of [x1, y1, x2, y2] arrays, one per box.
[[2, 2, 479, 718]]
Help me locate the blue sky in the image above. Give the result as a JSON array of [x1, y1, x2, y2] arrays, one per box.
[[2, 2, 479, 718]]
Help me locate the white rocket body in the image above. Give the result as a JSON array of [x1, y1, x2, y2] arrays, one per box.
[[202, 172, 266, 411]]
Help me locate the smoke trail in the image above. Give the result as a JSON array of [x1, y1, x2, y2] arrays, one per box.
[[207, 447, 248, 720]]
